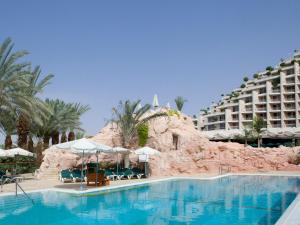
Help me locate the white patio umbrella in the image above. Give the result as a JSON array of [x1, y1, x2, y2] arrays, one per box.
[[4, 148, 34, 175], [111, 147, 130, 174], [134, 146, 160, 156], [56, 138, 112, 189], [56, 138, 97, 190], [0, 149, 8, 158], [6, 148, 34, 157], [134, 147, 160, 177], [90, 142, 111, 185]]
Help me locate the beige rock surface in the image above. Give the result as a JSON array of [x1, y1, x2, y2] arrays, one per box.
[[38, 111, 300, 178]]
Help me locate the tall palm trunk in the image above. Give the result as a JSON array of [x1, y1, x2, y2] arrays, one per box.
[[36, 140, 43, 166], [17, 114, 29, 149], [257, 136, 261, 148], [51, 131, 59, 145], [27, 135, 34, 152], [60, 132, 67, 143], [43, 135, 50, 149], [5, 135, 12, 149], [68, 131, 75, 141]]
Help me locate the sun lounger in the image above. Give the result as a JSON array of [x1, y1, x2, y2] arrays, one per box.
[[105, 169, 117, 180], [0, 171, 13, 184], [132, 168, 144, 179], [123, 169, 134, 180], [113, 169, 124, 180], [60, 169, 73, 183], [71, 169, 85, 182]]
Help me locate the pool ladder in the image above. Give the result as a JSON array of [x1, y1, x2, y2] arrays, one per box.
[[14, 178, 35, 205]]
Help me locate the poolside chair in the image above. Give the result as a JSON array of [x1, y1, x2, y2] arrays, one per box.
[[0, 171, 6, 179], [123, 169, 134, 180], [132, 168, 144, 179], [113, 169, 124, 180], [105, 169, 117, 181], [0, 171, 13, 184], [87, 169, 110, 186], [71, 169, 85, 182], [60, 169, 73, 183]]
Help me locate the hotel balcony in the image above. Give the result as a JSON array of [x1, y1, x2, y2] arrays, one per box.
[[269, 107, 281, 112], [258, 88, 266, 94], [284, 94, 295, 102], [270, 112, 281, 120], [206, 123, 226, 131], [270, 121, 281, 128], [256, 106, 267, 112], [269, 96, 281, 103], [242, 116, 253, 121], [284, 87, 295, 93], [284, 111, 296, 119], [271, 88, 280, 93], [284, 104, 296, 111], [285, 121, 296, 128], [258, 96, 267, 103], [244, 106, 253, 112], [286, 77, 295, 84]]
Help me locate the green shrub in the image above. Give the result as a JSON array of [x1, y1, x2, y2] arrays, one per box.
[[240, 84, 246, 88], [230, 92, 239, 99], [167, 109, 180, 117], [272, 77, 280, 88], [137, 123, 149, 147], [266, 66, 274, 71], [253, 74, 259, 79], [243, 77, 249, 82], [0, 156, 36, 174]]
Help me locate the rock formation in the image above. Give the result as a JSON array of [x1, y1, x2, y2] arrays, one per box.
[[38, 110, 300, 178]]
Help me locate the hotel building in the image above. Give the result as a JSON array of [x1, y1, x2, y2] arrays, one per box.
[[198, 51, 300, 141]]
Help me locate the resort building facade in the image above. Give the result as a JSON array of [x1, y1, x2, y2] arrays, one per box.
[[198, 51, 300, 142]]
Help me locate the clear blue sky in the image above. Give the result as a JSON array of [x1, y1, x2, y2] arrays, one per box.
[[1, 0, 300, 136]]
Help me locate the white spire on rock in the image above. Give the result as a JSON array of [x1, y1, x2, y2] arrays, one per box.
[[152, 94, 159, 108]]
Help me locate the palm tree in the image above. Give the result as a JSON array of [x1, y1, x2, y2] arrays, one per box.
[[174, 96, 187, 111], [17, 66, 54, 148], [243, 127, 252, 146], [0, 111, 17, 149], [253, 116, 266, 148], [0, 38, 32, 121], [31, 99, 89, 148], [67, 103, 90, 142], [112, 100, 167, 147]]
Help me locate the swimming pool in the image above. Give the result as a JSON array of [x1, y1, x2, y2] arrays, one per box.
[[0, 175, 299, 225]]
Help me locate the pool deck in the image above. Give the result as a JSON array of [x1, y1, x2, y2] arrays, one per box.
[[1, 171, 300, 224]]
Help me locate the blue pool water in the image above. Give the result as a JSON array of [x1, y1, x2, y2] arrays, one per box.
[[0, 176, 300, 225]]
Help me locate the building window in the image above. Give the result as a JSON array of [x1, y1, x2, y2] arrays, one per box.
[[286, 68, 294, 75], [245, 97, 252, 103], [232, 106, 239, 112], [259, 88, 266, 94]]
